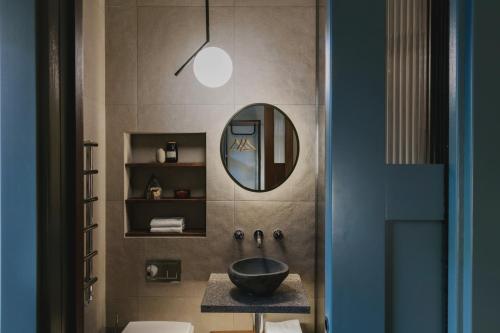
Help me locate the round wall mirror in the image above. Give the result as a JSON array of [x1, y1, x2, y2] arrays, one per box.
[[220, 104, 299, 192]]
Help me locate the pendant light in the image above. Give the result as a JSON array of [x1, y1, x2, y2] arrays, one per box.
[[174, 0, 233, 88]]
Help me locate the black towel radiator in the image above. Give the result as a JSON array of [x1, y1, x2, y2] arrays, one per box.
[[84, 141, 99, 304]]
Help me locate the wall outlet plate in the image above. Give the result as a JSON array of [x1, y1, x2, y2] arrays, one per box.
[[145, 260, 181, 283]]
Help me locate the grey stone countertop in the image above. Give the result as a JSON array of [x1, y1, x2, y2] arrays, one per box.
[[200, 273, 310, 314]]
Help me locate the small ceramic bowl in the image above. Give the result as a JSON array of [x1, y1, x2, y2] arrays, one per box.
[[174, 189, 191, 199]]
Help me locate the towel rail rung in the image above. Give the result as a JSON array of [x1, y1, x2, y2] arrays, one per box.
[[83, 250, 98, 263], [83, 140, 98, 304], [83, 223, 98, 233], [84, 196, 98, 204], [83, 277, 98, 289]]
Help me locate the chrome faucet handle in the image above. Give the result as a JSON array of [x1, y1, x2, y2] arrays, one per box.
[[234, 229, 245, 240], [273, 229, 284, 240]]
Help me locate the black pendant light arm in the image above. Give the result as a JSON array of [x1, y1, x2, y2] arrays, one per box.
[[174, 0, 210, 76]]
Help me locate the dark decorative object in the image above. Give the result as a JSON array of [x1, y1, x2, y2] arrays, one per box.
[[174, 189, 191, 199], [228, 257, 289, 296], [145, 175, 162, 200], [166, 141, 178, 163]]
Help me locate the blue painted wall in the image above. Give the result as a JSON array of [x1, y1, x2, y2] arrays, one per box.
[[0, 0, 37, 332]]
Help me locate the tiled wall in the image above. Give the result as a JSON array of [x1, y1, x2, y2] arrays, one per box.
[[83, 0, 106, 332], [105, 1, 317, 332]]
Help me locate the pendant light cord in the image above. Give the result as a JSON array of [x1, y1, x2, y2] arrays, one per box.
[[174, 0, 210, 76]]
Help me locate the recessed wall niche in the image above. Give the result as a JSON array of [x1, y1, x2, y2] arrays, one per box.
[[123, 132, 206, 237]]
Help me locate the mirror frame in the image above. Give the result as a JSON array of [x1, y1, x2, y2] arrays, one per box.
[[219, 103, 300, 193]]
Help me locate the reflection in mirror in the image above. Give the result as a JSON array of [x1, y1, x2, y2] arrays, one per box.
[[221, 104, 299, 192]]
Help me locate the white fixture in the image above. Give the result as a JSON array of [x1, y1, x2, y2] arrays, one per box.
[[265, 319, 303, 333], [193, 47, 233, 88]]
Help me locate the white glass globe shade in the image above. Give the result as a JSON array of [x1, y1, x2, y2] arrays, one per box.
[[193, 47, 233, 88]]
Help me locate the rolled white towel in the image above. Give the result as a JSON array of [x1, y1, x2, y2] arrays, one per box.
[[150, 226, 183, 233], [265, 320, 302, 333], [150, 217, 185, 228]]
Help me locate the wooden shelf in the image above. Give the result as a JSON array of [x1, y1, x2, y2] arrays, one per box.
[[126, 197, 206, 203], [125, 229, 206, 238], [124, 133, 207, 237], [125, 162, 205, 168]]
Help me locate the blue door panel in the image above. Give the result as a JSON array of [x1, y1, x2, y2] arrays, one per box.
[[387, 221, 446, 333], [386, 165, 445, 221], [325, 1, 447, 332]]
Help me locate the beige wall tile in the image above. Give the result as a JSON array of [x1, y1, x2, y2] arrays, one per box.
[[206, 129, 236, 201], [106, 104, 137, 201], [138, 296, 199, 321], [235, 0, 315, 6], [205, 200, 235, 238], [106, 6, 138, 104], [315, 297, 326, 333], [84, 1, 106, 105], [318, 5, 326, 105], [107, 0, 136, 7], [106, 201, 146, 299], [137, 104, 234, 133], [138, 6, 234, 105], [138, 0, 235, 6], [233, 313, 253, 331], [138, 280, 207, 298], [234, 6, 315, 105], [84, 99, 107, 146], [107, 297, 140, 328], [198, 312, 235, 333]]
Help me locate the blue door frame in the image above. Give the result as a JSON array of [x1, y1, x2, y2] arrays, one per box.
[[448, 1, 500, 333], [324, 0, 500, 333], [448, 0, 472, 331], [324, 0, 387, 332]]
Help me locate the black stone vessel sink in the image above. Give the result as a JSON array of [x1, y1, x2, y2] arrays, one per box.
[[228, 257, 289, 296]]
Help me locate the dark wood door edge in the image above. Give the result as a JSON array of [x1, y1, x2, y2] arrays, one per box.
[[37, 0, 84, 332]]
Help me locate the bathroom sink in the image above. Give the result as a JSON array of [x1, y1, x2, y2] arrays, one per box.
[[228, 257, 289, 296]]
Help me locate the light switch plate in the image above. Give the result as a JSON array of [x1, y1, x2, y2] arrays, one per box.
[[145, 260, 181, 282]]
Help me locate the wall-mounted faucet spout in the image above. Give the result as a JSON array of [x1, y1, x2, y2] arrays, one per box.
[[254, 230, 264, 248]]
